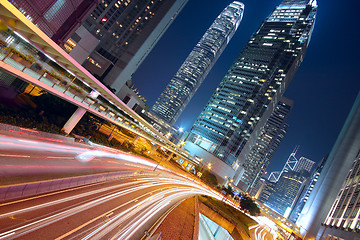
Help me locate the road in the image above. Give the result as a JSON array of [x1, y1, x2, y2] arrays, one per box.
[[0, 133, 225, 239], [0, 132, 169, 185], [0, 168, 220, 239]]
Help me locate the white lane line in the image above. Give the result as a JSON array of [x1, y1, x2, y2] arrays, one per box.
[[0, 232, 15, 239], [0, 154, 30, 158]]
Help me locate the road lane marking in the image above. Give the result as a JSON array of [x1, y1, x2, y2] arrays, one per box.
[[0, 231, 15, 239], [0, 154, 30, 158]]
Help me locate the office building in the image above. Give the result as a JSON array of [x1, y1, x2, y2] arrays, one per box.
[[318, 152, 360, 239], [294, 157, 316, 173], [237, 97, 293, 193], [289, 155, 327, 223], [150, 1, 244, 125], [66, 0, 189, 93], [258, 178, 276, 204], [8, 0, 99, 44], [266, 171, 305, 216], [186, 0, 318, 175], [264, 150, 314, 217], [296, 91, 360, 239]]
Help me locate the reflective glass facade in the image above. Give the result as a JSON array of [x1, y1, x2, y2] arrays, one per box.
[[80, 0, 188, 90], [188, 0, 317, 166], [238, 97, 293, 193], [150, 2, 244, 125], [266, 171, 305, 216], [8, 0, 98, 43]]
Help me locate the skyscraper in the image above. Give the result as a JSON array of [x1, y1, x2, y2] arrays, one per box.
[[150, 2, 244, 125], [297, 91, 360, 239], [265, 154, 314, 217], [319, 152, 360, 239], [294, 156, 316, 173], [66, 0, 189, 93], [187, 0, 317, 169], [258, 178, 276, 204], [237, 97, 293, 193], [266, 171, 305, 216], [8, 0, 98, 44], [289, 155, 327, 223]]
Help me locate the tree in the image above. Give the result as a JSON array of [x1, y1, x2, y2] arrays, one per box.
[[240, 195, 260, 216]]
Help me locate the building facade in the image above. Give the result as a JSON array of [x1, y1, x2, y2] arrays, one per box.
[[66, 0, 189, 93], [186, 0, 318, 171], [8, 0, 99, 44], [317, 152, 360, 239], [289, 155, 327, 223], [266, 171, 305, 216], [258, 178, 276, 204], [297, 91, 360, 239], [294, 157, 316, 173], [237, 97, 293, 193], [150, 1, 244, 125]]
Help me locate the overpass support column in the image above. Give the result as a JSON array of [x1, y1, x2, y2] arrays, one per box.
[[167, 152, 175, 161], [150, 145, 159, 154], [62, 107, 87, 134]]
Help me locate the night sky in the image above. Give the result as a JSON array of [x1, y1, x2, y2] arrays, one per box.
[[132, 0, 360, 173]]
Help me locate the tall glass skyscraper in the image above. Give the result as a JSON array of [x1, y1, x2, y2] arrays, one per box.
[[187, 0, 317, 167], [237, 97, 293, 193], [66, 0, 189, 93], [150, 2, 244, 125]]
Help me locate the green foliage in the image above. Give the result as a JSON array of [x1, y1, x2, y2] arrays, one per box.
[[200, 169, 219, 187], [240, 195, 261, 216]]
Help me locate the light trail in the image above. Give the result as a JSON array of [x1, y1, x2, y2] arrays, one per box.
[[0, 176, 217, 239], [0, 134, 228, 239]]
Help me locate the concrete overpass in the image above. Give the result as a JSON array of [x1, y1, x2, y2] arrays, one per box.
[[0, 0, 198, 167]]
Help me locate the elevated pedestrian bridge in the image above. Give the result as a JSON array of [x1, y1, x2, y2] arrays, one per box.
[[0, 0, 197, 166]]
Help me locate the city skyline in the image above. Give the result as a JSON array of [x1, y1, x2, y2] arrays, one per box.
[[182, 0, 317, 187], [132, 0, 360, 173], [1, 0, 358, 238]]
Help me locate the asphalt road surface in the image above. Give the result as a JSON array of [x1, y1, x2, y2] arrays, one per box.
[[0, 133, 225, 239]]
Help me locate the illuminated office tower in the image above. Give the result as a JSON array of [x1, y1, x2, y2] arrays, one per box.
[[187, 0, 317, 169], [237, 97, 293, 193], [289, 155, 327, 223], [150, 2, 244, 125], [66, 0, 188, 93], [318, 152, 360, 239], [266, 171, 305, 216], [8, 0, 98, 43]]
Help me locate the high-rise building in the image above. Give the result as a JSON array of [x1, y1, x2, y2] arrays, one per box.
[[318, 152, 360, 239], [266, 171, 305, 216], [150, 2, 244, 125], [8, 0, 99, 44], [258, 178, 276, 204], [186, 0, 318, 171], [66, 0, 189, 93], [289, 155, 328, 223], [237, 97, 293, 193], [294, 157, 316, 173], [296, 91, 360, 239], [265, 154, 315, 217]]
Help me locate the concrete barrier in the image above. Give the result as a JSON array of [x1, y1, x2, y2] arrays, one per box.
[[0, 170, 156, 202]]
